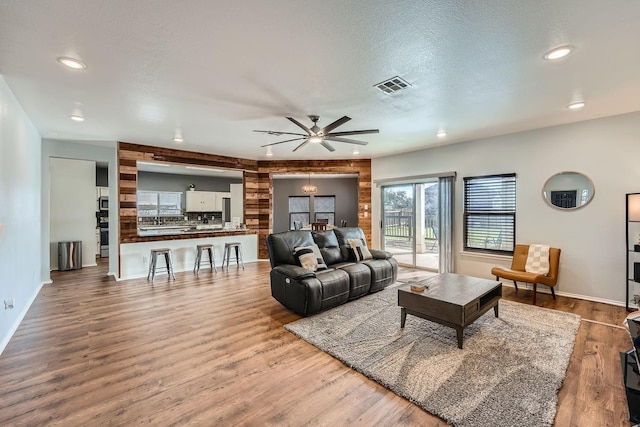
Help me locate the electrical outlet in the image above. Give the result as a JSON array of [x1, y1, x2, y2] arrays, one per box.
[[4, 298, 15, 310]]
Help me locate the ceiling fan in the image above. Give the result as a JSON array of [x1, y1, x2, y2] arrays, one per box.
[[254, 115, 379, 152]]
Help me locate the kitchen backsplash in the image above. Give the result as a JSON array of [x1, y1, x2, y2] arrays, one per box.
[[138, 211, 223, 227]]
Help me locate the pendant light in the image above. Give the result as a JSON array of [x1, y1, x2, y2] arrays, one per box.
[[302, 173, 317, 194]]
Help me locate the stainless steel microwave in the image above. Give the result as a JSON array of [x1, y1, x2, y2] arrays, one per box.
[[99, 196, 108, 210]]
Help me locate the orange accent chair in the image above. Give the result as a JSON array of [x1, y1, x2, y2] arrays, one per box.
[[491, 244, 561, 305]]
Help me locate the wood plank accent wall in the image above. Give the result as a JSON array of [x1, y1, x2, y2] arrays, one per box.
[[256, 159, 372, 258], [117, 142, 372, 263]]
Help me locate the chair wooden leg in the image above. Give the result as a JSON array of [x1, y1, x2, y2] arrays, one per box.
[[550, 286, 556, 300], [533, 283, 537, 305]]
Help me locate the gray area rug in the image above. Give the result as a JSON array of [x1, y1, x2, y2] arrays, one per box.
[[285, 287, 581, 427]]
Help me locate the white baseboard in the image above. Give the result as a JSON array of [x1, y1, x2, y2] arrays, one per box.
[[501, 282, 626, 307], [0, 281, 45, 356]]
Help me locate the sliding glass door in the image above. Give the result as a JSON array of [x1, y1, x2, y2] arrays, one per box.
[[381, 184, 416, 267], [381, 177, 452, 272]]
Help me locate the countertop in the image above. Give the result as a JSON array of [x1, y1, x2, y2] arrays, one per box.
[[137, 226, 255, 238]]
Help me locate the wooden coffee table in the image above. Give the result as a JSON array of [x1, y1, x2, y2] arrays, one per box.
[[398, 273, 502, 349]]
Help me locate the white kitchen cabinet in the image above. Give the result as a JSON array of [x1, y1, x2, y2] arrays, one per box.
[[186, 191, 217, 212]]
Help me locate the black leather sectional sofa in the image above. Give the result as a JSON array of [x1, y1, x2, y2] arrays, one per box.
[[266, 227, 398, 316]]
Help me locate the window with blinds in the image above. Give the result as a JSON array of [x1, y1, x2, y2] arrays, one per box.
[[463, 173, 516, 254], [289, 196, 310, 230], [137, 191, 182, 217], [314, 196, 336, 225]]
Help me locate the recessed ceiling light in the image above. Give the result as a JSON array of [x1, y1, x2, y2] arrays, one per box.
[[57, 56, 87, 69], [567, 101, 585, 110], [172, 137, 184, 143], [436, 130, 447, 137], [69, 114, 84, 122], [352, 149, 360, 155], [266, 150, 274, 157], [543, 45, 573, 61]]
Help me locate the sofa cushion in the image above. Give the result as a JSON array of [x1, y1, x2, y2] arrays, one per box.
[[312, 269, 350, 311], [294, 244, 327, 271], [267, 231, 315, 267], [312, 230, 343, 265], [334, 227, 367, 246], [347, 238, 373, 261], [334, 227, 368, 261], [362, 259, 396, 292], [336, 262, 371, 300]]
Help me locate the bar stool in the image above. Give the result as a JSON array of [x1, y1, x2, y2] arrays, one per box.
[[222, 242, 244, 270], [194, 243, 217, 274], [147, 248, 176, 282]]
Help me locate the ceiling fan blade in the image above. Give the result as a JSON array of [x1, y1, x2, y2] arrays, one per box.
[[253, 130, 308, 137], [293, 138, 311, 152], [325, 137, 369, 146], [286, 117, 312, 134], [320, 141, 336, 152], [319, 116, 351, 135], [261, 137, 306, 147], [326, 129, 379, 137]]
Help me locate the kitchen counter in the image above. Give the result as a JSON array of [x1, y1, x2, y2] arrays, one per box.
[[134, 226, 257, 239], [120, 231, 259, 280]]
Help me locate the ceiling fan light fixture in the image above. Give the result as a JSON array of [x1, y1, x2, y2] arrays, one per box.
[[309, 136, 323, 144]]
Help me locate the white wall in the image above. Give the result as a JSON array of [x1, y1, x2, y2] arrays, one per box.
[[49, 158, 97, 269], [0, 76, 42, 354], [372, 111, 640, 305]]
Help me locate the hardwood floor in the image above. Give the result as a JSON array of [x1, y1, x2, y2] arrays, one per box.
[[0, 261, 634, 426]]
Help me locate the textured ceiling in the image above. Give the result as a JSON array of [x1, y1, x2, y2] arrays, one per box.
[[1, 0, 639, 160]]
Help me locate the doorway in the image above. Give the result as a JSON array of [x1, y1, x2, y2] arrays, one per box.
[[381, 177, 453, 272]]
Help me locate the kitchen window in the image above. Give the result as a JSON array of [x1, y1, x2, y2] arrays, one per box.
[[463, 173, 516, 254], [137, 191, 183, 217]]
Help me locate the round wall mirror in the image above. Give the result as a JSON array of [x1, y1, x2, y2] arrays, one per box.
[[542, 171, 595, 210]]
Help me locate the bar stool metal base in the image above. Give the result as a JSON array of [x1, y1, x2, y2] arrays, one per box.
[[147, 248, 176, 282], [222, 242, 244, 270], [194, 244, 217, 274]]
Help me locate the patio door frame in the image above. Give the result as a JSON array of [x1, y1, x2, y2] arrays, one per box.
[[381, 183, 417, 268], [376, 172, 456, 273]]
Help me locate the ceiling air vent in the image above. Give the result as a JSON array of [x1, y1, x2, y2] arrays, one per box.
[[374, 76, 411, 94]]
